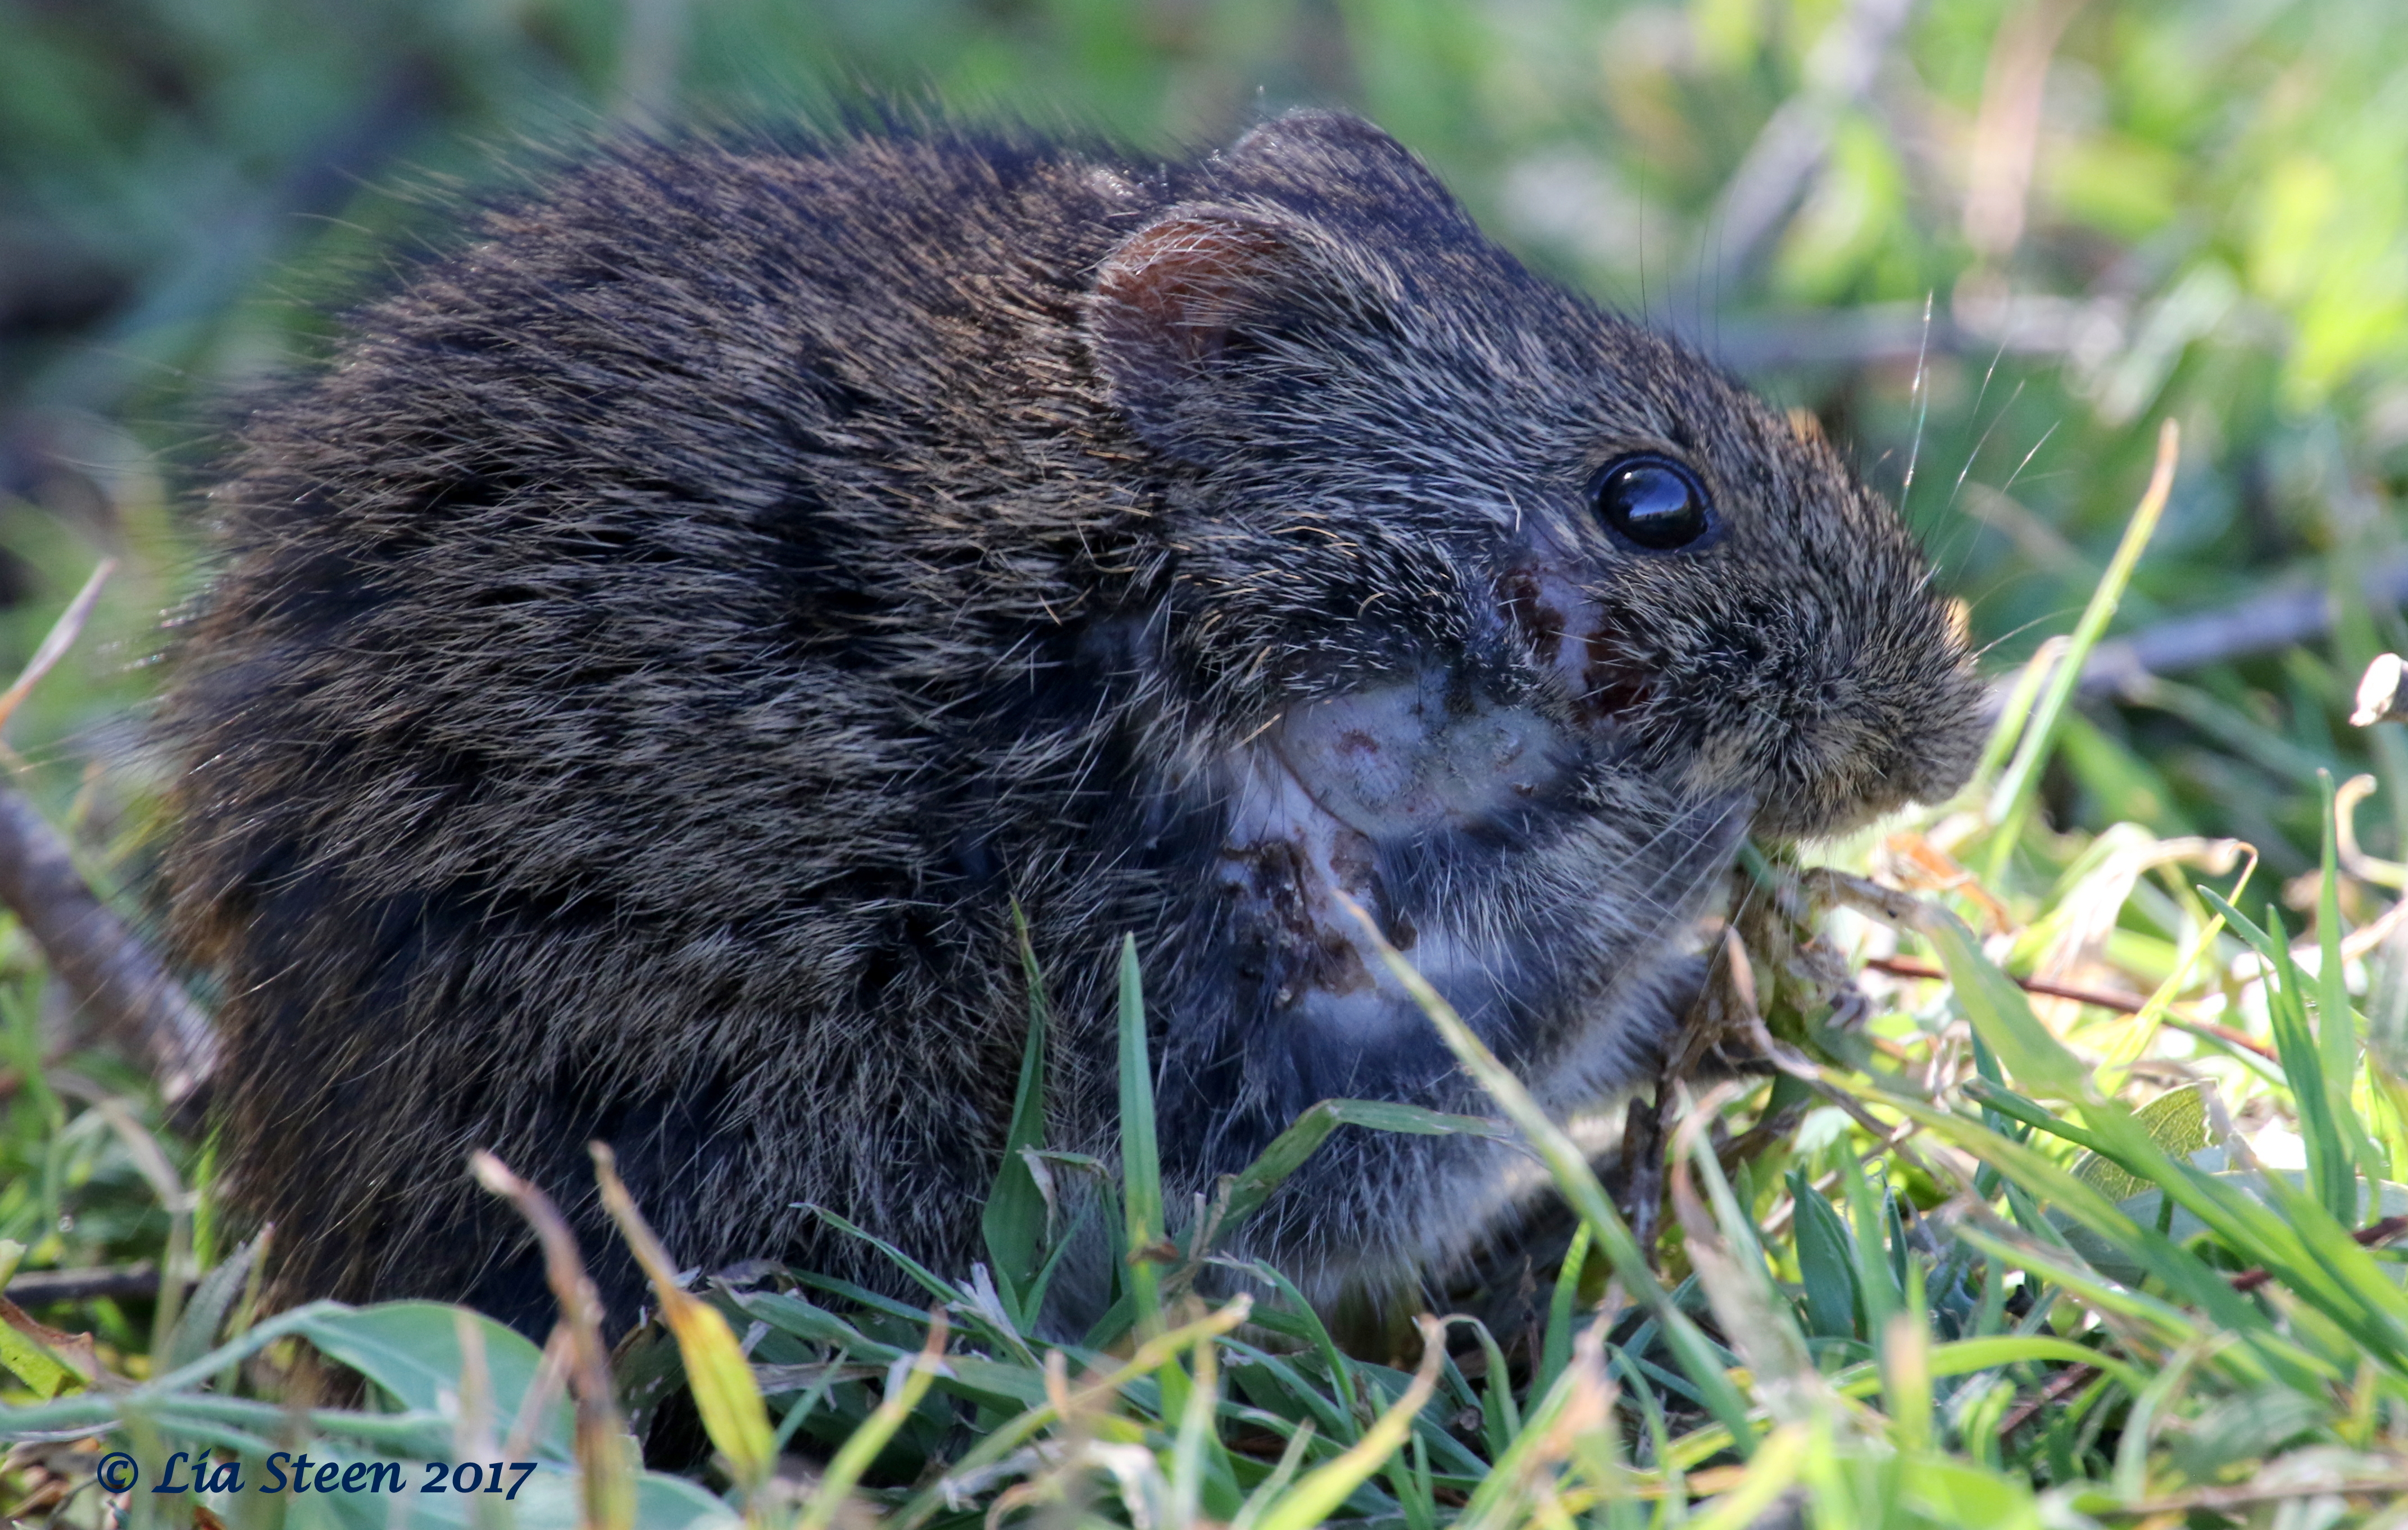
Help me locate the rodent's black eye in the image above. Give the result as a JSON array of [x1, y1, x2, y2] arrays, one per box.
[[1587, 455, 1714, 551]]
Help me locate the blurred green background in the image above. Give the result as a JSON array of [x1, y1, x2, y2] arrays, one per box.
[[2, 0, 2406, 880]]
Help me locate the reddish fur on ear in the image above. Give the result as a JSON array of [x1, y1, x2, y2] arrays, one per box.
[[1092, 210, 1292, 366]]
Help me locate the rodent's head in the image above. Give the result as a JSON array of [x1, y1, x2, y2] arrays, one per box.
[[1086, 111, 1983, 854]]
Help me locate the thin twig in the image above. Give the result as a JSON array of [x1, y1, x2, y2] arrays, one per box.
[[0, 784, 217, 1105], [2, 1263, 176, 1306], [0, 560, 114, 736], [0, 560, 216, 1105], [1865, 955, 2146, 1014], [2059, 552, 2408, 698], [1995, 1360, 2097, 1438], [2229, 1213, 2408, 1293], [1998, 1215, 2408, 1436], [1864, 956, 2279, 1062]]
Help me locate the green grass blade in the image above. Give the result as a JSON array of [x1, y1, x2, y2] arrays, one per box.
[[1788, 1169, 1861, 1343], [1220, 1336, 1361, 1447], [1839, 1146, 1901, 1338], [1534, 1219, 1592, 1404], [1117, 932, 1166, 1332], [1247, 1320, 1443, 1530], [1918, 904, 2088, 1101], [1215, 1255, 1365, 1445], [2270, 906, 2359, 1223], [801, 1205, 970, 1311], [797, 1317, 948, 1530], [1842, 1086, 2305, 1368], [1219, 1098, 1511, 1229], [979, 906, 1054, 1321], [1455, 1335, 1609, 1529], [1684, 1126, 1818, 1397], [2204, 888, 2359, 1222], [1947, 1224, 2211, 1355], [1971, 636, 2067, 791], [1984, 418, 2180, 880], [1927, 1336, 2147, 1397], [2319, 773, 2392, 1187], [888, 1299, 1256, 1530]]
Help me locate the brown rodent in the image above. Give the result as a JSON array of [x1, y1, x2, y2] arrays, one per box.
[[159, 110, 1983, 1338]]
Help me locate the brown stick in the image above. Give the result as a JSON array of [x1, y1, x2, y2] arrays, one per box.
[[1863, 956, 2279, 1062], [1866, 955, 2150, 1013], [2229, 1213, 2408, 1293], [2, 1261, 177, 1305], [2075, 553, 2408, 697], [0, 781, 216, 1104], [1997, 1215, 2408, 1435]]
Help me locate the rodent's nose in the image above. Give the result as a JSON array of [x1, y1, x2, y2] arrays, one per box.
[[1891, 732, 1980, 810], [1824, 701, 1984, 832], [1888, 670, 1988, 811], [1734, 664, 1986, 839]]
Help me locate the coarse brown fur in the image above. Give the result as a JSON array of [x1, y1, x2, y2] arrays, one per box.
[[158, 111, 1984, 1338]]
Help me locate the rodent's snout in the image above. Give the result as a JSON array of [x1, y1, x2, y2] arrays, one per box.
[[1708, 613, 1987, 842], [1583, 533, 1984, 844]]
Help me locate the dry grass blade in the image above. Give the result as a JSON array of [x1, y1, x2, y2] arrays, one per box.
[[593, 1142, 775, 1496], [0, 559, 112, 740], [799, 1310, 950, 1530], [470, 1150, 635, 1530]]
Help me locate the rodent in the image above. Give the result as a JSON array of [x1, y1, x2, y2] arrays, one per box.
[[158, 110, 1984, 1339]]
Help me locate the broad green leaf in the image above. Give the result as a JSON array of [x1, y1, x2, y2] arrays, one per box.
[[290, 1304, 574, 1463], [2054, 1172, 2408, 1289], [2069, 1082, 2211, 1202], [1787, 1170, 1859, 1342], [0, 1304, 74, 1399]]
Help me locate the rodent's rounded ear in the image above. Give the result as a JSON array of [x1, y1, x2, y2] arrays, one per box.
[[1219, 111, 1448, 203], [1087, 205, 1306, 456]]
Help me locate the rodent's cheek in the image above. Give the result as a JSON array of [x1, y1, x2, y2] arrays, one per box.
[[1275, 680, 1567, 837]]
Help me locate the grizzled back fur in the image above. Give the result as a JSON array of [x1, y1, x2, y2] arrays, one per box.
[[161, 111, 1983, 1337]]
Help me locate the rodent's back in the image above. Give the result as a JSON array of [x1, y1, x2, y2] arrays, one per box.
[[165, 131, 1165, 1329], [164, 113, 1984, 1335]]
